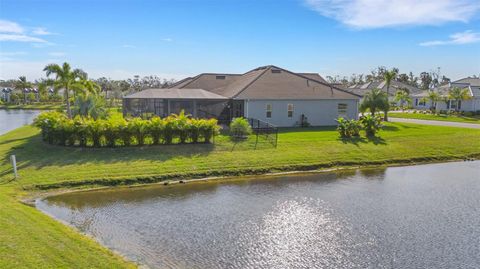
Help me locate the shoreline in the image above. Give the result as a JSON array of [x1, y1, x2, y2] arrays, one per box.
[[26, 157, 478, 204]]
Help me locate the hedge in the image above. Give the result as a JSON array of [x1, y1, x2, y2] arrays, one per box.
[[33, 111, 220, 147]]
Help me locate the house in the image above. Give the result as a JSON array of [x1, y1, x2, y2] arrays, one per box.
[[411, 77, 480, 112], [345, 80, 423, 103], [123, 65, 360, 127]]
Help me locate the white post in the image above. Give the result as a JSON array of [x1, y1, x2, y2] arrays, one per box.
[[10, 155, 18, 179]]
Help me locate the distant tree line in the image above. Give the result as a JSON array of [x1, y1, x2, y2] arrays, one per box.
[[325, 66, 479, 90]]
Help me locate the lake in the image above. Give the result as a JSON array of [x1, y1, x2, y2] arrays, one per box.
[[36, 161, 480, 268], [0, 109, 41, 135]]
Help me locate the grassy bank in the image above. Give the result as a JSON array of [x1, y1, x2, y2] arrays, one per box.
[[390, 112, 480, 124], [0, 103, 64, 110], [1, 123, 480, 267]]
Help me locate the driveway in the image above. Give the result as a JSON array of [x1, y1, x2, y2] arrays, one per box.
[[389, 117, 480, 129]]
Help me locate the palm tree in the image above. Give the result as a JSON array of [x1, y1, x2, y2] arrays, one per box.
[[383, 69, 397, 121], [14, 76, 32, 104], [426, 90, 440, 112], [360, 88, 389, 116], [448, 87, 472, 112], [394, 88, 411, 111], [43, 62, 87, 118]]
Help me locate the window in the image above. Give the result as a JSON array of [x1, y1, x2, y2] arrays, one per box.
[[419, 99, 426, 106], [287, 104, 294, 118], [338, 103, 348, 117], [266, 103, 272, 118], [215, 75, 226, 80], [271, 69, 281, 74]]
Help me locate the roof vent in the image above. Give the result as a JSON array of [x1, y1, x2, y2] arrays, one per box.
[[271, 69, 281, 74], [216, 75, 226, 80]]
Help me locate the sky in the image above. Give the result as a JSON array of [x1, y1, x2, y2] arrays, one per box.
[[0, 0, 479, 81]]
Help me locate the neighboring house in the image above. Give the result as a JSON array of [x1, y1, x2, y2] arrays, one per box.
[[1, 88, 13, 102], [123, 65, 360, 127], [412, 77, 480, 112], [346, 80, 423, 104]]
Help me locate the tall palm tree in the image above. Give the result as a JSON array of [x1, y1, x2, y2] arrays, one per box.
[[394, 88, 411, 111], [360, 88, 389, 116], [14, 76, 32, 104], [426, 90, 440, 112], [43, 62, 87, 118], [383, 69, 397, 121], [448, 87, 472, 112]]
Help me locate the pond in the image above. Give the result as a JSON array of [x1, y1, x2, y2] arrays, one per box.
[[36, 161, 480, 268], [0, 109, 41, 135]]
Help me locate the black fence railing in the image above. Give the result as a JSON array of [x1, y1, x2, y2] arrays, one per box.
[[247, 118, 278, 148]]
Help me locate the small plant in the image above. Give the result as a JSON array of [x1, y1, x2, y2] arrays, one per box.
[[229, 117, 252, 139], [360, 115, 383, 137], [336, 118, 361, 138]]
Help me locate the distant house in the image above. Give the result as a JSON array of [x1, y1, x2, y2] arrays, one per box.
[[412, 77, 480, 112], [345, 80, 423, 101], [123, 65, 360, 127]]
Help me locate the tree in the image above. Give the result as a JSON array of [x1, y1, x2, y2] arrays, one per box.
[[383, 69, 397, 121], [448, 87, 472, 112], [394, 88, 411, 110], [14, 76, 32, 104], [426, 90, 440, 111], [360, 88, 389, 116], [43, 62, 87, 118], [420, 72, 433, 90]]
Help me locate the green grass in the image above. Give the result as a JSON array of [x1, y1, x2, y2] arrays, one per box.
[[0, 103, 64, 110], [1, 123, 480, 267], [390, 112, 480, 124]]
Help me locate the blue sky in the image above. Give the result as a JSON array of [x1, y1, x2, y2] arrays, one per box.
[[1, 0, 479, 81]]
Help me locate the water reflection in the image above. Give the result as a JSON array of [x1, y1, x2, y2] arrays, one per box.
[[0, 109, 41, 135], [37, 161, 480, 268]]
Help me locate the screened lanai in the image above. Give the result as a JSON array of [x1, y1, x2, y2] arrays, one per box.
[[123, 88, 232, 121]]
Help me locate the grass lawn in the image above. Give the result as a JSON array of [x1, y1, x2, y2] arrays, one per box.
[[0, 103, 64, 110], [390, 112, 480, 124], [1, 123, 480, 267]]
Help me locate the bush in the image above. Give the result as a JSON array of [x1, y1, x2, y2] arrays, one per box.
[[229, 117, 252, 138], [34, 110, 220, 147], [336, 117, 361, 138], [360, 115, 383, 137]]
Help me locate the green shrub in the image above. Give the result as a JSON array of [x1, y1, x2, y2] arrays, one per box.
[[34, 110, 220, 147], [360, 115, 383, 137], [336, 117, 361, 138], [229, 117, 252, 138]]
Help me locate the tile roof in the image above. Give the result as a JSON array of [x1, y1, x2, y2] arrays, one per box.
[[169, 65, 359, 100]]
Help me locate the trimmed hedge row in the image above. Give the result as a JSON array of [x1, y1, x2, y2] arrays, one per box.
[[33, 111, 220, 147]]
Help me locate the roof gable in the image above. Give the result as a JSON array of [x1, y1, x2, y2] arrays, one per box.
[[235, 66, 359, 100]]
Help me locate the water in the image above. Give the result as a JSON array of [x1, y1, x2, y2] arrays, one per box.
[[37, 161, 480, 268], [0, 109, 41, 135]]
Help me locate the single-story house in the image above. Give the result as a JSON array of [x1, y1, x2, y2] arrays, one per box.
[[123, 65, 361, 127], [345, 80, 423, 105], [412, 77, 480, 112]]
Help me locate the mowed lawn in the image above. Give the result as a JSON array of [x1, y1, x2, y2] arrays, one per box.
[[1, 123, 480, 268], [390, 112, 480, 124]]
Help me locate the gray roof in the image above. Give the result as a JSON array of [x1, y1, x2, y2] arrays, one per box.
[[169, 65, 360, 100], [347, 80, 422, 97], [452, 77, 480, 87], [124, 88, 227, 100]]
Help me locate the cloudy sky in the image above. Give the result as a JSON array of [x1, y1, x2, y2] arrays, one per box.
[[1, 0, 479, 81]]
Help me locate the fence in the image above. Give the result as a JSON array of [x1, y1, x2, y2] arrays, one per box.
[[247, 118, 278, 148]]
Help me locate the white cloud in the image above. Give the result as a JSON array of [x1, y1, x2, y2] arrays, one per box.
[[162, 38, 173, 42], [304, 0, 480, 28], [48, 52, 66, 57], [0, 20, 24, 33], [420, 30, 480, 46], [32, 27, 56, 35], [0, 34, 47, 42]]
